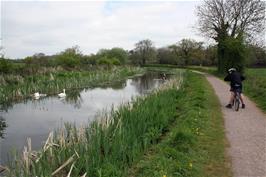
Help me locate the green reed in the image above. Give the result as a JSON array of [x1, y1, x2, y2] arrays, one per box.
[[0, 66, 144, 109], [5, 70, 183, 177]]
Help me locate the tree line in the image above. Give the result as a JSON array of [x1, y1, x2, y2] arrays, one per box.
[[0, 37, 265, 75], [0, 0, 265, 75]]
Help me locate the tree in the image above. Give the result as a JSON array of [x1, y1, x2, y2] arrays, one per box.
[[0, 46, 4, 58], [96, 47, 128, 64], [178, 39, 203, 65], [134, 39, 157, 65], [56, 46, 82, 69], [247, 44, 266, 66], [0, 58, 13, 74], [196, 0, 265, 72], [168, 39, 204, 66], [157, 47, 179, 65], [205, 45, 218, 66]]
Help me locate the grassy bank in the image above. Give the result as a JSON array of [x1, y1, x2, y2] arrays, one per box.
[[189, 66, 266, 112], [5, 70, 183, 177], [128, 71, 232, 177], [0, 66, 143, 109]]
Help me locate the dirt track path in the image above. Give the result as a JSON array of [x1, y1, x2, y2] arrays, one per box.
[[203, 73, 266, 177]]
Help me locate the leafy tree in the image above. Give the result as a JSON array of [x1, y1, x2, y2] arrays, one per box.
[[247, 44, 266, 67], [56, 46, 82, 69], [221, 36, 247, 72], [196, 0, 265, 73], [97, 48, 128, 64], [0, 58, 13, 74]]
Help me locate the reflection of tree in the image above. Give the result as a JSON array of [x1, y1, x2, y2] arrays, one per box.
[[109, 80, 126, 90], [0, 102, 14, 112], [0, 116, 7, 139], [89, 80, 126, 90], [64, 89, 83, 109], [131, 72, 161, 94]]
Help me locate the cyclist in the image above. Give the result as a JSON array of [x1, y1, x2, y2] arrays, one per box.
[[224, 68, 246, 109]]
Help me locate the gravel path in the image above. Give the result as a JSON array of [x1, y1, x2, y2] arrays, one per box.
[[204, 73, 266, 177]]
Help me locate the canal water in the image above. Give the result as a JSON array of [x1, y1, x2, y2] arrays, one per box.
[[0, 72, 168, 164]]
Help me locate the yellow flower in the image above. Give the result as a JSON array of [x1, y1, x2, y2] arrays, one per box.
[[163, 175, 167, 177], [189, 162, 193, 168]]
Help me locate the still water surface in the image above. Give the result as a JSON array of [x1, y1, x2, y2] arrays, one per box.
[[0, 72, 168, 164]]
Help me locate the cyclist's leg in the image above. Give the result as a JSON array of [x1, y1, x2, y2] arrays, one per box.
[[229, 91, 235, 104], [238, 85, 245, 108], [240, 94, 245, 104], [226, 91, 235, 108], [240, 94, 245, 108]]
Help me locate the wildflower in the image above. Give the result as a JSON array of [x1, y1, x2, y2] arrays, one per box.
[[163, 175, 167, 177], [189, 162, 193, 168]]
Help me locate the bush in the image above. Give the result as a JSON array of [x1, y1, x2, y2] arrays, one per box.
[[0, 58, 13, 74], [97, 57, 121, 66]]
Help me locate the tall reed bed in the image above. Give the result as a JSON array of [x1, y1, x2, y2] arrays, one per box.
[[0, 66, 143, 109], [5, 71, 183, 177]]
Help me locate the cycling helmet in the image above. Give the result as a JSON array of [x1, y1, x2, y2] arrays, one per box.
[[228, 68, 236, 74]]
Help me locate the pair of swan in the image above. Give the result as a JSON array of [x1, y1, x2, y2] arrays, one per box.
[[33, 89, 66, 99]]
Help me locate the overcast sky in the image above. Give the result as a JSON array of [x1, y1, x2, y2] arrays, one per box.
[[1, 0, 207, 59]]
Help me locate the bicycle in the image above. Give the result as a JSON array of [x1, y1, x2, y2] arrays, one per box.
[[232, 90, 241, 111]]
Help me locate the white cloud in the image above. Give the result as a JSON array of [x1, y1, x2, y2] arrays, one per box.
[[1, 1, 205, 58]]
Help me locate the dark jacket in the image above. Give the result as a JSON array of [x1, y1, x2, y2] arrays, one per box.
[[224, 72, 245, 88]]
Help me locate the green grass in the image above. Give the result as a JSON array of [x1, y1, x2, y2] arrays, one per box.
[[128, 71, 232, 177], [244, 68, 266, 111], [6, 70, 184, 177], [189, 66, 266, 112]]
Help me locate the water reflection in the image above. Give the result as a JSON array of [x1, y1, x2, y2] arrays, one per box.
[[131, 72, 168, 94], [63, 89, 83, 109], [0, 116, 7, 139]]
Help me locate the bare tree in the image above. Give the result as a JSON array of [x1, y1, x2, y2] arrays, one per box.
[[0, 39, 4, 58], [134, 39, 156, 65], [197, 0, 265, 41], [169, 39, 203, 66], [196, 0, 265, 72]]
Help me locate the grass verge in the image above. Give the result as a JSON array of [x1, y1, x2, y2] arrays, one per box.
[[128, 71, 232, 177]]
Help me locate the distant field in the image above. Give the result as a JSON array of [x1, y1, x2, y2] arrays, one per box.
[[244, 68, 266, 112]]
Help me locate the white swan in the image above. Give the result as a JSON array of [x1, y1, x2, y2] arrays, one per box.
[[33, 92, 40, 99], [34, 92, 40, 97], [58, 89, 66, 98]]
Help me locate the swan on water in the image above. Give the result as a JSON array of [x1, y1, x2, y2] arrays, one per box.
[[58, 89, 66, 97], [33, 92, 40, 99], [34, 92, 40, 97]]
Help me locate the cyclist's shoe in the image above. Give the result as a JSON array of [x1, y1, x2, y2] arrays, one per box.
[[226, 104, 232, 108], [242, 104, 245, 109]]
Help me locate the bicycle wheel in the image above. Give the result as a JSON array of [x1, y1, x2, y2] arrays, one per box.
[[234, 93, 240, 111]]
